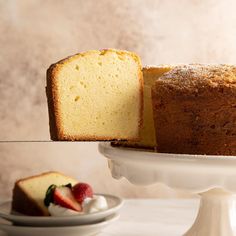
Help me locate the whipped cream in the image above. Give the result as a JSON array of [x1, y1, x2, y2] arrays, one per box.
[[82, 195, 108, 213], [48, 195, 108, 216]]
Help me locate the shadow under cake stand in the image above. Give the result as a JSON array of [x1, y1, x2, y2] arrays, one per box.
[[99, 142, 236, 236]]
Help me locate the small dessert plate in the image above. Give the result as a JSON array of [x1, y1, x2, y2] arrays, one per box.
[[0, 213, 119, 236], [0, 194, 123, 226]]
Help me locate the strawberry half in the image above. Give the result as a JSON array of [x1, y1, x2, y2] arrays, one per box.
[[53, 186, 82, 212]]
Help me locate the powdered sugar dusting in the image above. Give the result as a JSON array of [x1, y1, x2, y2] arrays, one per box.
[[156, 64, 236, 89]]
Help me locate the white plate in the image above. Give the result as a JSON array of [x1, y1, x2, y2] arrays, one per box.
[[0, 194, 123, 226], [0, 213, 119, 236]]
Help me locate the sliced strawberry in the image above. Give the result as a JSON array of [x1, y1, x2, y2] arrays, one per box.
[[72, 183, 93, 203], [53, 186, 82, 212]]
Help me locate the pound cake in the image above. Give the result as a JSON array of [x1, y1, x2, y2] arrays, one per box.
[[46, 49, 143, 141], [152, 64, 236, 155], [113, 65, 173, 149], [12, 171, 77, 216]]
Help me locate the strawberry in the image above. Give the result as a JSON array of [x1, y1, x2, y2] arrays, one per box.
[[72, 183, 93, 203], [53, 186, 82, 212]]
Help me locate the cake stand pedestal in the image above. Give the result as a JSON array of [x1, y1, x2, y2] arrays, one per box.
[[99, 143, 236, 236]]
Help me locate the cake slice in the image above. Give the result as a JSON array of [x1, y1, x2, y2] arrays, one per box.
[[113, 65, 173, 149], [12, 171, 77, 216], [46, 49, 143, 141], [152, 64, 236, 155]]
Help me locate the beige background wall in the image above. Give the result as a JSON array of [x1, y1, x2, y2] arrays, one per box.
[[1, 0, 236, 199]]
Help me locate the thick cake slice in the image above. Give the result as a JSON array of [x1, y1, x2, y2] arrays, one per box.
[[113, 65, 173, 149], [12, 172, 77, 216], [152, 64, 236, 155], [46, 49, 143, 141]]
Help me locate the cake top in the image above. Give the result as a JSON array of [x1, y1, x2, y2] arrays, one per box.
[[155, 64, 236, 91], [48, 49, 141, 72], [16, 171, 76, 184], [143, 64, 174, 71], [142, 65, 174, 87]]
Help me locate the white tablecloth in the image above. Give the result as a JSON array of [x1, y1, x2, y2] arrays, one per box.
[[101, 199, 199, 236], [0, 199, 199, 236]]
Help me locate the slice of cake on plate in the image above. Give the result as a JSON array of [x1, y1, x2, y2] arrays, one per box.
[[12, 171, 108, 216], [46, 49, 143, 141], [12, 171, 77, 216]]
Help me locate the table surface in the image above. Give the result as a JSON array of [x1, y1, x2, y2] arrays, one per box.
[[101, 199, 199, 236], [0, 199, 199, 236]]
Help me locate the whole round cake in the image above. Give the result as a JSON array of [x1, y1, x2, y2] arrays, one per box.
[[152, 64, 236, 155]]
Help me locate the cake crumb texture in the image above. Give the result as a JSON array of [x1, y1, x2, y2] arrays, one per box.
[[47, 49, 143, 141], [114, 65, 173, 149]]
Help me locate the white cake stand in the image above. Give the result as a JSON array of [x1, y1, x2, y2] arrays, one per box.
[[99, 142, 236, 236]]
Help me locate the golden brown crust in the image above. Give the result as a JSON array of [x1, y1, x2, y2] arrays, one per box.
[[15, 171, 76, 184], [46, 67, 58, 140], [136, 55, 144, 140], [152, 64, 236, 155], [46, 49, 143, 141]]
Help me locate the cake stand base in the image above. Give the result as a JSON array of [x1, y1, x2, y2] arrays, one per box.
[[184, 188, 236, 236]]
